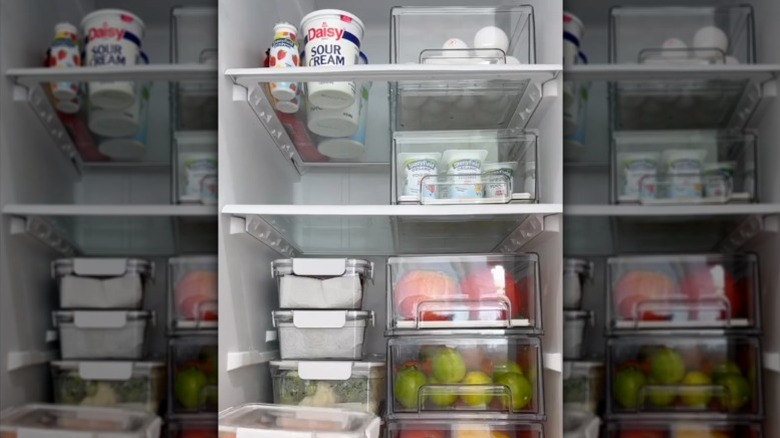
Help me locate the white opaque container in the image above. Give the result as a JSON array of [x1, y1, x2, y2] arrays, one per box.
[[272, 310, 374, 360], [0, 404, 162, 438], [169, 256, 218, 330], [563, 258, 592, 310], [271, 258, 373, 309], [53, 310, 152, 359], [563, 409, 601, 438], [563, 310, 593, 359], [52, 258, 154, 309]]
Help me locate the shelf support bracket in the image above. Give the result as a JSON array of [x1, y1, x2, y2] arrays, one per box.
[[9, 216, 79, 256], [226, 349, 279, 371], [7, 350, 57, 371], [495, 213, 548, 253], [234, 214, 300, 257]]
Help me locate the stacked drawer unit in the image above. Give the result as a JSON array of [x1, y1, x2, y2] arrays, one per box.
[[604, 254, 764, 436], [385, 254, 545, 437], [268, 258, 387, 416], [49, 258, 164, 414]]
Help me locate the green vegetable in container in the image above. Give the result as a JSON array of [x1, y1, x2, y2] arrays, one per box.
[[115, 377, 149, 403], [279, 371, 317, 404], [333, 378, 369, 403], [58, 372, 98, 404]]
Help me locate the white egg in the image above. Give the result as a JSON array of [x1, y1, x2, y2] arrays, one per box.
[[441, 38, 470, 57], [661, 38, 689, 59], [693, 26, 729, 54], [504, 55, 521, 65], [473, 26, 510, 53]]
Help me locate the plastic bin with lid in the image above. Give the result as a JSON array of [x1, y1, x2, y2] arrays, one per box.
[[169, 255, 217, 331], [0, 403, 162, 438], [270, 359, 386, 415], [52, 258, 154, 309], [563, 258, 592, 310], [386, 419, 544, 438], [387, 254, 541, 334], [169, 335, 218, 414], [563, 409, 599, 438], [387, 335, 543, 419], [168, 417, 216, 438], [271, 258, 374, 309], [51, 360, 165, 414], [273, 310, 374, 360], [563, 360, 604, 415], [53, 310, 153, 359], [607, 253, 760, 332], [218, 403, 381, 438], [605, 420, 762, 438]]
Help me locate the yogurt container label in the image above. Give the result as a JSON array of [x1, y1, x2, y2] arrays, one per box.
[[483, 162, 517, 198], [399, 153, 440, 200], [49, 23, 81, 111], [669, 174, 703, 199], [441, 149, 488, 199], [621, 153, 659, 198], [269, 23, 300, 103]]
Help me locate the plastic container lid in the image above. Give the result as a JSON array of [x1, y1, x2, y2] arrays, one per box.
[[0, 404, 161, 437], [564, 258, 592, 275], [317, 137, 365, 160], [89, 107, 139, 138], [300, 10, 366, 39], [564, 310, 593, 321], [271, 360, 385, 379], [271, 258, 373, 279], [272, 310, 374, 328], [99, 138, 146, 161], [81, 9, 146, 33], [53, 310, 153, 327], [55, 22, 79, 36], [51, 361, 164, 380], [52, 258, 154, 279], [219, 403, 381, 438]]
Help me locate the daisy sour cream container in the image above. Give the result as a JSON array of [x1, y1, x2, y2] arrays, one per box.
[[301, 9, 364, 109]]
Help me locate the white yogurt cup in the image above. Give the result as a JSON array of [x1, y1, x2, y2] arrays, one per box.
[[97, 82, 149, 161], [82, 9, 145, 110], [440, 149, 488, 199], [398, 152, 440, 200], [619, 152, 660, 198], [663, 149, 707, 199], [307, 53, 368, 138], [301, 9, 364, 109], [563, 310, 592, 359], [317, 79, 370, 159], [563, 258, 591, 310], [703, 161, 736, 198], [269, 22, 301, 102], [482, 161, 517, 198]]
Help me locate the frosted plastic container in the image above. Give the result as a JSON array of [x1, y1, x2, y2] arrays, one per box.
[[0, 404, 162, 438], [169, 335, 217, 414], [387, 335, 543, 418], [387, 254, 541, 333], [169, 255, 218, 331], [270, 359, 386, 415], [271, 258, 373, 309], [53, 310, 152, 359], [606, 420, 763, 438], [386, 420, 544, 438], [175, 132, 218, 204], [51, 361, 165, 414], [563, 311, 593, 359], [218, 403, 381, 438], [563, 360, 605, 415], [563, 258, 592, 310], [273, 310, 374, 360], [52, 258, 154, 309]]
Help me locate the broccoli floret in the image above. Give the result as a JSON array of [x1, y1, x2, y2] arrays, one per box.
[[332, 379, 368, 403], [57, 372, 87, 404], [115, 377, 149, 403], [278, 372, 317, 404]]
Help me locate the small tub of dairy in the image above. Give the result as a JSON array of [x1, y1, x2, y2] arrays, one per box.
[[398, 152, 440, 201], [663, 149, 707, 199], [618, 152, 660, 198], [308, 53, 369, 143], [440, 149, 488, 199], [703, 161, 736, 199], [563, 310, 593, 359], [482, 161, 517, 199]]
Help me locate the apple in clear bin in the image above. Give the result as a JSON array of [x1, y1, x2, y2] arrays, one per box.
[[175, 271, 218, 321], [394, 270, 459, 321], [614, 271, 676, 321], [460, 265, 525, 321], [680, 265, 744, 320]]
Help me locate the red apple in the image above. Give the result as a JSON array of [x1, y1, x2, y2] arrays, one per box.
[[680, 265, 744, 320], [394, 270, 458, 320], [461, 265, 524, 321], [614, 271, 677, 321]]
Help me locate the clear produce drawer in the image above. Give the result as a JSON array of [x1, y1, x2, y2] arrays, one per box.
[[387, 336, 543, 419], [168, 417, 217, 438], [606, 253, 760, 332], [0, 404, 161, 438], [607, 336, 762, 418], [387, 254, 541, 333], [169, 335, 218, 414], [605, 420, 762, 437], [169, 255, 218, 331], [563, 360, 604, 416], [386, 419, 543, 438]]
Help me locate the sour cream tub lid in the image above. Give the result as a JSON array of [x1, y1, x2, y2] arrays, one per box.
[[300, 9, 366, 39]]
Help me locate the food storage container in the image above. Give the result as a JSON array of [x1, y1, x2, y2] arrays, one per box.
[[386, 419, 544, 438], [169, 335, 218, 414], [51, 360, 165, 414], [607, 336, 762, 418], [0, 404, 162, 438], [607, 253, 760, 332], [53, 310, 153, 359], [168, 417, 217, 438], [169, 255, 218, 331], [175, 132, 218, 204], [270, 359, 386, 415], [563, 409, 600, 438], [563, 311, 594, 359], [392, 131, 538, 205], [605, 420, 763, 438], [563, 360, 605, 415], [273, 310, 374, 360], [387, 335, 543, 419], [52, 258, 154, 309], [271, 258, 374, 309], [563, 258, 592, 310], [387, 254, 541, 334], [218, 403, 381, 438]]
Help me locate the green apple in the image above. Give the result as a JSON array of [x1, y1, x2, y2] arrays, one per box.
[[679, 370, 713, 407], [395, 367, 427, 409], [718, 373, 751, 411], [613, 367, 647, 409], [431, 347, 467, 384], [460, 371, 493, 406], [495, 372, 532, 410], [650, 347, 685, 384]]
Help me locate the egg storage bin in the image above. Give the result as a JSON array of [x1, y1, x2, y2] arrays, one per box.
[[387, 335, 543, 419], [386, 419, 544, 438], [0, 403, 162, 438], [53, 310, 153, 359], [386, 254, 541, 334], [392, 131, 538, 205], [218, 403, 382, 438], [606, 336, 763, 418], [167, 417, 217, 438], [168, 335, 218, 414], [563, 360, 605, 415], [174, 132, 218, 205], [271, 258, 374, 309], [52, 258, 154, 309], [606, 253, 760, 332], [563, 258, 593, 310], [273, 310, 374, 360], [169, 255, 218, 331], [51, 360, 165, 414], [611, 131, 758, 205], [270, 359, 386, 415], [605, 420, 762, 438]]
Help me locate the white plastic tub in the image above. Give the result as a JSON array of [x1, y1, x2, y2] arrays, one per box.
[[271, 258, 373, 309], [53, 310, 152, 359], [0, 404, 161, 438], [273, 310, 374, 360], [563, 258, 592, 310], [563, 310, 593, 359], [52, 258, 154, 309]]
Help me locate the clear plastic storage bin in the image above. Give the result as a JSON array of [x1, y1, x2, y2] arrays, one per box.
[[175, 132, 218, 205], [607, 253, 760, 331], [53, 310, 153, 359], [169, 255, 218, 331], [387, 336, 543, 418], [168, 417, 217, 438], [563, 360, 605, 415], [386, 419, 544, 438], [169, 335, 218, 414], [612, 131, 757, 205], [387, 254, 541, 333], [273, 310, 374, 360], [52, 258, 154, 309], [271, 258, 374, 309], [0, 404, 161, 438], [270, 359, 386, 415], [218, 403, 381, 438], [392, 131, 538, 205], [607, 336, 762, 418], [606, 420, 762, 438], [51, 361, 165, 414]]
